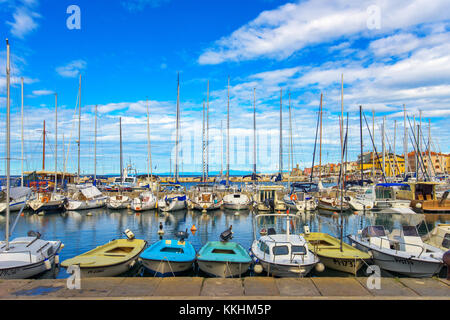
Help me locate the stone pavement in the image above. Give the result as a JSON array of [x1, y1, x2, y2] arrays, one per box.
[[0, 277, 448, 299]]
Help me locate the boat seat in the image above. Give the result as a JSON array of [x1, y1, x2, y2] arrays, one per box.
[[369, 236, 390, 250], [417, 194, 424, 201], [426, 194, 432, 200]]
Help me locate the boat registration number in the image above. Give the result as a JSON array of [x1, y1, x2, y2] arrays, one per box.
[[332, 259, 355, 267]]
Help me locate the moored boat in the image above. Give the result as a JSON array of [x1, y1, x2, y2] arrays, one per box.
[[65, 185, 107, 211], [60, 229, 146, 277], [131, 191, 157, 211], [107, 194, 131, 210]]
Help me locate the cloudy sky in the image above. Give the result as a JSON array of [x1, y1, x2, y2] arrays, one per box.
[[1, 0, 449, 176]]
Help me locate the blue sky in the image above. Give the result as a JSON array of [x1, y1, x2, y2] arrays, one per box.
[[1, 0, 450, 176]]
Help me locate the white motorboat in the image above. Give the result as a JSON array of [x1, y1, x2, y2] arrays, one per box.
[[0, 187, 33, 213], [222, 192, 251, 211], [189, 184, 222, 211], [65, 185, 107, 211], [0, 232, 63, 279], [368, 183, 412, 210], [283, 183, 318, 212], [131, 191, 157, 211], [422, 224, 450, 252], [251, 213, 320, 277], [348, 225, 444, 277], [28, 192, 66, 213], [107, 194, 131, 210]]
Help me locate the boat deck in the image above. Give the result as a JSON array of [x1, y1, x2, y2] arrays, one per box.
[[0, 276, 448, 299]]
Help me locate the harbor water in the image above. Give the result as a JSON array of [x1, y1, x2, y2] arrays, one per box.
[[1, 205, 448, 279]]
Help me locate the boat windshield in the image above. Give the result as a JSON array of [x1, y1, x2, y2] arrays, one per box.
[[291, 245, 306, 255], [272, 245, 289, 255], [363, 226, 386, 237], [114, 178, 121, 183], [125, 178, 135, 183], [402, 226, 419, 237]]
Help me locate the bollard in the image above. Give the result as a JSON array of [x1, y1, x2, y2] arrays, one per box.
[[443, 250, 450, 280]]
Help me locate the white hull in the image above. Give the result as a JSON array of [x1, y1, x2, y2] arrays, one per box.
[[107, 196, 130, 210], [197, 260, 251, 278], [131, 199, 157, 211], [349, 237, 443, 278], [222, 203, 250, 211], [65, 197, 107, 211], [284, 199, 317, 212], [256, 258, 316, 277], [193, 202, 222, 211], [158, 199, 186, 212]]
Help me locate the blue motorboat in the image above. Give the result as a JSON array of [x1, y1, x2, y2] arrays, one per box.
[[140, 230, 196, 276], [196, 226, 252, 278]]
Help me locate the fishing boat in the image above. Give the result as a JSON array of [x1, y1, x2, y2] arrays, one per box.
[[0, 187, 32, 213], [106, 194, 131, 210], [251, 214, 320, 277], [348, 225, 445, 277], [65, 185, 108, 211], [283, 183, 318, 212], [28, 192, 66, 213], [131, 191, 157, 211], [317, 196, 351, 212], [197, 226, 252, 278], [60, 229, 146, 278], [254, 185, 286, 212], [189, 184, 222, 212], [140, 230, 195, 276], [222, 192, 251, 211], [302, 229, 371, 275], [422, 224, 450, 251], [396, 181, 450, 213], [0, 231, 63, 279]]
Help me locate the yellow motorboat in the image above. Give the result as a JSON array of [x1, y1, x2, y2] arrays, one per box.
[[422, 224, 450, 252], [301, 231, 371, 275], [61, 229, 147, 277]]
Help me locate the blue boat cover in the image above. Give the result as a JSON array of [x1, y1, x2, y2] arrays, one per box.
[[197, 241, 251, 263], [140, 239, 196, 262], [376, 183, 410, 188]]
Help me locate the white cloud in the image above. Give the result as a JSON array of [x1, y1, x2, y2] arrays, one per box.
[[6, 6, 41, 39], [198, 0, 450, 65], [55, 60, 87, 78], [32, 89, 53, 96]]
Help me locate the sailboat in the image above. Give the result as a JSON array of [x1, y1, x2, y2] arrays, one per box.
[[0, 39, 64, 279]]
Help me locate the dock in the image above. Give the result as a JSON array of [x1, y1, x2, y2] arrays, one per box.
[[0, 277, 448, 299]]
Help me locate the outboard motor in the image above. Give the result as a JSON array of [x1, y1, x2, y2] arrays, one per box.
[[220, 225, 233, 242], [175, 228, 189, 242], [27, 230, 41, 239]]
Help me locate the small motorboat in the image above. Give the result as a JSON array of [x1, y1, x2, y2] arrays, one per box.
[[0, 231, 63, 279], [65, 185, 108, 211], [131, 191, 157, 211], [0, 187, 33, 213], [28, 192, 66, 213], [302, 230, 371, 275], [140, 229, 196, 276], [107, 194, 131, 210], [222, 193, 251, 211], [189, 184, 222, 212], [251, 214, 320, 277], [317, 197, 351, 212], [283, 183, 318, 212], [60, 229, 146, 277], [348, 225, 444, 277], [197, 226, 252, 278], [422, 224, 450, 252]]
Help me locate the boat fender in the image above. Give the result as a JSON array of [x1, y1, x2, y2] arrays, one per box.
[[254, 264, 263, 274], [124, 229, 135, 240], [303, 226, 310, 234], [129, 260, 136, 268], [315, 262, 325, 272], [44, 258, 51, 270], [415, 202, 422, 209], [191, 225, 197, 232], [60, 243, 65, 250], [55, 254, 59, 265]]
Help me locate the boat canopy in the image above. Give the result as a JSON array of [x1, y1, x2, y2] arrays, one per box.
[[291, 182, 318, 193], [362, 226, 387, 237], [9, 187, 32, 200], [376, 183, 410, 189], [80, 186, 103, 199]]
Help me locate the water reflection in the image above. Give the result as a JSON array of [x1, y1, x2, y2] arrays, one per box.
[[0, 207, 448, 279]]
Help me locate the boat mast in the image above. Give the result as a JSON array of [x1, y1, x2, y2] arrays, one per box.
[[372, 110, 375, 179], [279, 88, 283, 179], [206, 80, 209, 182], [253, 88, 256, 182], [382, 116, 385, 179], [413, 116, 417, 179], [359, 105, 363, 184], [220, 120, 223, 177], [403, 104, 408, 178], [340, 75, 344, 185], [43, 120, 46, 170], [319, 92, 323, 183], [5, 39, 11, 249], [54, 93, 58, 192], [288, 91, 293, 188], [146, 99, 152, 182], [120, 117, 123, 183], [77, 74, 81, 181], [175, 73, 180, 182], [202, 99, 206, 182], [226, 76, 230, 186], [94, 104, 97, 185], [21, 77, 24, 187], [393, 120, 397, 177]]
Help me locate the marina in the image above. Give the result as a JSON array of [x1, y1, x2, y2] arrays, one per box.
[[1, 1, 450, 304]]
